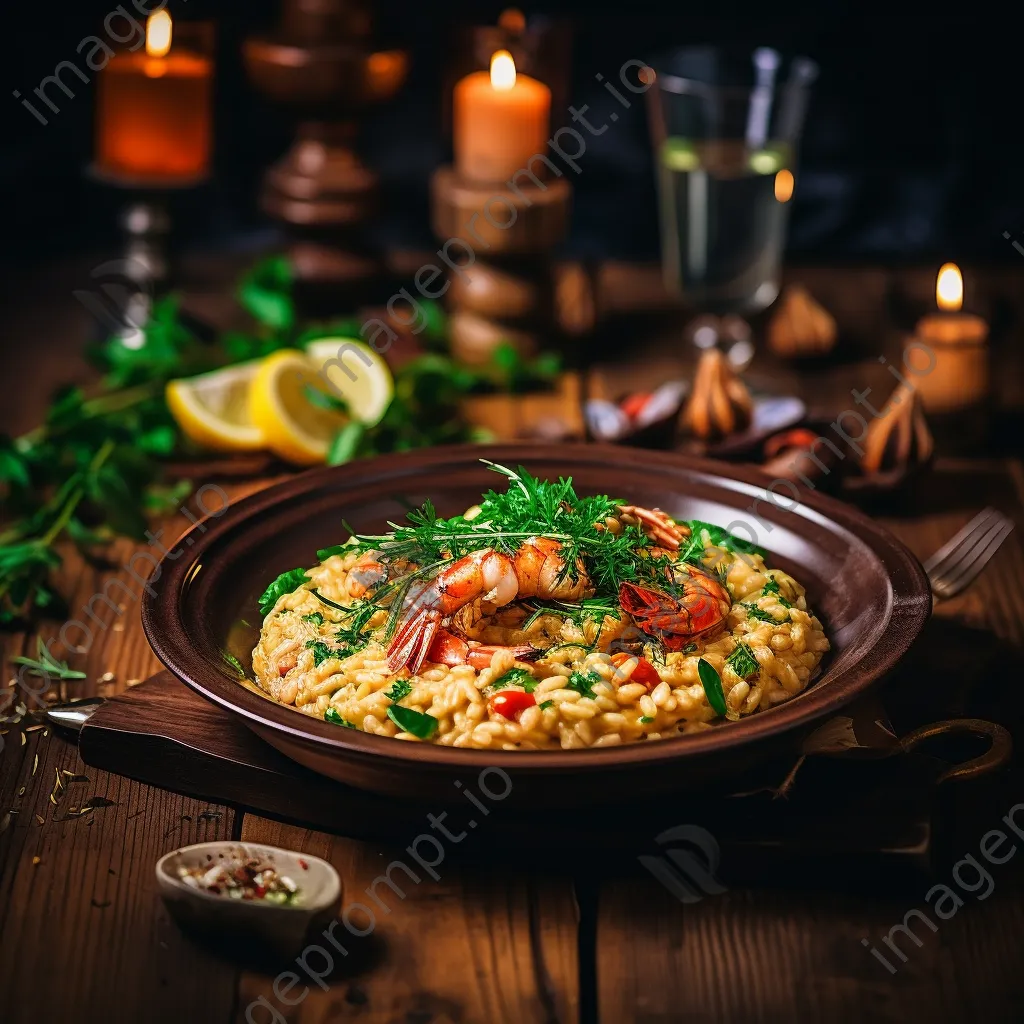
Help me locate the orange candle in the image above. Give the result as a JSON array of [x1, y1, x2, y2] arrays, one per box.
[[96, 12, 212, 183], [454, 50, 550, 183], [913, 263, 990, 413], [915, 263, 988, 345]]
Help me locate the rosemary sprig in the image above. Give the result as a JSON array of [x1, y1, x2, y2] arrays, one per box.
[[10, 637, 87, 682]]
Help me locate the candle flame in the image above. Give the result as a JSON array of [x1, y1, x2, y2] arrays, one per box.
[[774, 168, 794, 203], [491, 50, 516, 91], [936, 262, 963, 312], [146, 11, 172, 59]]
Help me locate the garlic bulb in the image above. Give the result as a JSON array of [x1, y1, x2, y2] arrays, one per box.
[[861, 383, 934, 476], [767, 285, 837, 358], [681, 348, 754, 441]]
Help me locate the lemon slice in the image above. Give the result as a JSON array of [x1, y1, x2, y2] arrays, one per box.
[[166, 362, 265, 452], [304, 338, 393, 427], [249, 349, 356, 466]]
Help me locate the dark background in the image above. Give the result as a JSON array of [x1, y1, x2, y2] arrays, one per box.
[[3, 0, 1023, 273]]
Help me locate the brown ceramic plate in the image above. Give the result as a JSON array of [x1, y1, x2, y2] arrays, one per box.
[[142, 444, 931, 805]]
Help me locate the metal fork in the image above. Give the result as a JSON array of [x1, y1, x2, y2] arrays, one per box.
[[923, 507, 1015, 600]]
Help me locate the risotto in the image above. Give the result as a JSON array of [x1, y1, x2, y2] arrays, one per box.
[[251, 463, 829, 750]]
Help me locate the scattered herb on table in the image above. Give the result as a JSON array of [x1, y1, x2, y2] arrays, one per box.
[[387, 704, 438, 739], [697, 658, 728, 717], [10, 637, 87, 681]]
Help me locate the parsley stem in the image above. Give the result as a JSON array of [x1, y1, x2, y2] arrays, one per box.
[[14, 382, 161, 450]]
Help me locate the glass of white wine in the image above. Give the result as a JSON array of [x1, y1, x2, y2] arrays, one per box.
[[646, 47, 817, 318]]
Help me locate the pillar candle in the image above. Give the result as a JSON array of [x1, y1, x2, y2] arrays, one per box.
[[453, 50, 550, 184]]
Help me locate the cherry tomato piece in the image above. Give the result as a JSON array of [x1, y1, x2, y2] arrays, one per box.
[[489, 690, 537, 719], [610, 652, 661, 691]]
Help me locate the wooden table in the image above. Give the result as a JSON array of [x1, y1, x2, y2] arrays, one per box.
[[2, 261, 1024, 1023]]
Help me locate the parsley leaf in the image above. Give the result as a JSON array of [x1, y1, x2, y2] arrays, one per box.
[[383, 679, 413, 702], [259, 567, 309, 615], [387, 704, 439, 739], [697, 658, 728, 717], [491, 668, 536, 693], [566, 669, 601, 699], [725, 642, 760, 680], [762, 579, 793, 608], [306, 640, 341, 666], [539, 700, 554, 710], [680, 521, 766, 564], [640, 715, 656, 724], [302, 612, 325, 625], [324, 708, 358, 729]]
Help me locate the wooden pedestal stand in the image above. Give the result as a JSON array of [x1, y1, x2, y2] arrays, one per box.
[[244, 0, 407, 310], [431, 166, 572, 366]]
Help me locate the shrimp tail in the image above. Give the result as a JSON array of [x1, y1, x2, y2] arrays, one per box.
[[385, 607, 441, 674]]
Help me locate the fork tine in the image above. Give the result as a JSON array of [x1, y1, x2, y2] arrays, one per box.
[[932, 519, 1014, 599], [929, 512, 1010, 583], [922, 508, 1000, 575]]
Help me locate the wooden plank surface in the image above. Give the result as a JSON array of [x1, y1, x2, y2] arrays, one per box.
[[0, 535, 240, 1024], [234, 818, 580, 1024]]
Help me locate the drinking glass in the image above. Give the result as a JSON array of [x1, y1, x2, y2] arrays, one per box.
[[646, 47, 817, 317]]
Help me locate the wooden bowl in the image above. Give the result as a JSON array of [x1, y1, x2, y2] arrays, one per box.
[[142, 445, 931, 805]]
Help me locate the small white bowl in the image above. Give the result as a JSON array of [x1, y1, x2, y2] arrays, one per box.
[[156, 841, 341, 958]]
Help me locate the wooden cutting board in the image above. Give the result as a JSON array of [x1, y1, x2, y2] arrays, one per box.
[[67, 671, 995, 882]]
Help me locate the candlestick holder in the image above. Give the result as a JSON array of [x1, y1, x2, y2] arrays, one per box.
[[84, 167, 209, 338], [430, 166, 571, 365], [244, 0, 407, 311]]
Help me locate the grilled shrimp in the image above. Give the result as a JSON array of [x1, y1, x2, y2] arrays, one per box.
[[386, 537, 591, 672]]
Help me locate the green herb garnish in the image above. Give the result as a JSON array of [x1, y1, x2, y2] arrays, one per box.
[[762, 579, 793, 608], [491, 668, 536, 692], [744, 604, 781, 623], [566, 669, 602, 699], [539, 700, 554, 710], [317, 544, 351, 560], [259, 568, 309, 615], [640, 715, 656, 724], [10, 637, 87, 681], [309, 588, 349, 612], [387, 704, 439, 739], [324, 708, 358, 729], [725, 641, 760, 680], [681, 642, 699, 655], [220, 650, 247, 680], [679, 521, 766, 565], [305, 640, 349, 667], [302, 612, 325, 626], [697, 658, 728, 717], [383, 679, 413, 702]]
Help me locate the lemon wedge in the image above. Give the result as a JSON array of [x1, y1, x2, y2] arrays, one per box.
[[165, 362, 265, 452], [249, 349, 355, 466], [304, 338, 393, 427]]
